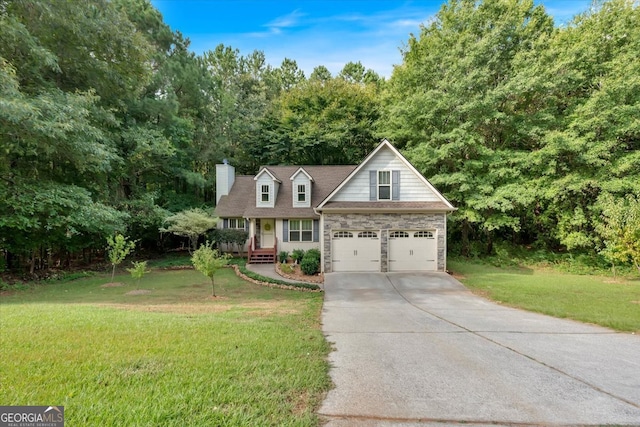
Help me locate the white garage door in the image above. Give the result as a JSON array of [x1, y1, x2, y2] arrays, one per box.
[[332, 230, 380, 272], [388, 230, 437, 272]]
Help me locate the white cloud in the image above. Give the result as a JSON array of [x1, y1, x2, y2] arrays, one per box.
[[265, 9, 306, 32]]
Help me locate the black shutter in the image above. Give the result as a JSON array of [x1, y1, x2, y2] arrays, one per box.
[[392, 170, 400, 200], [369, 170, 377, 201], [282, 219, 288, 242], [313, 220, 319, 242]]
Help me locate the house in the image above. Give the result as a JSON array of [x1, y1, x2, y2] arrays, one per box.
[[214, 139, 456, 273]]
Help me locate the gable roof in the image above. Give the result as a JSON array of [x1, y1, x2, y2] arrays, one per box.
[[290, 167, 314, 182], [254, 167, 281, 183], [316, 139, 456, 211]]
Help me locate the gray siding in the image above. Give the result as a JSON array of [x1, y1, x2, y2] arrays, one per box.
[[323, 212, 447, 273], [332, 147, 441, 202], [291, 173, 311, 208], [255, 174, 277, 208]]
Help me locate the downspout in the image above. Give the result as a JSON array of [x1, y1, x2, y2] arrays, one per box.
[[313, 207, 325, 273]]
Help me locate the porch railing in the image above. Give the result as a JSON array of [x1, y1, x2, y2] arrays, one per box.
[[247, 236, 254, 262], [246, 235, 277, 264]]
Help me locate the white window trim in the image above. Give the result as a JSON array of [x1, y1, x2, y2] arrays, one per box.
[[228, 218, 245, 229], [289, 219, 313, 242], [297, 184, 306, 202], [378, 170, 391, 200], [261, 184, 270, 202]]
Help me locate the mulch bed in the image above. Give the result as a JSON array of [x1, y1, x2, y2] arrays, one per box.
[[101, 282, 126, 288], [275, 263, 324, 285], [125, 289, 152, 295]]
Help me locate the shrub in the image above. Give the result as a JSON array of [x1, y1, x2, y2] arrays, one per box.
[[126, 261, 149, 289], [235, 259, 320, 291], [291, 249, 305, 264], [300, 249, 321, 275], [278, 251, 289, 263], [212, 228, 249, 255], [305, 248, 320, 259], [280, 264, 294, 274]]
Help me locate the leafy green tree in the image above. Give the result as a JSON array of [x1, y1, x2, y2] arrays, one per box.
[[0, 0, 162, 266], [256, 77, 381, 166], [596, 193, 640, 275], [106, 234, 136, 281], [191, 243, 229, 297], [380, 0, 555, 255], [270, 58, 305, 91], [309, 65, 332, 82], [160, 209, 218, 253], [507, 0, 640, 251]]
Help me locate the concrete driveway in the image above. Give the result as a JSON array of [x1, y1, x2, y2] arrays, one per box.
[[319, 272, 640, 426]]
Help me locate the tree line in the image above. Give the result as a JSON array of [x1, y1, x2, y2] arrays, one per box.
[[0, 0, 638, 273]]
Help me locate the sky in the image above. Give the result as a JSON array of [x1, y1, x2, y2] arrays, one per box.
[[151, 0, 593, 79]]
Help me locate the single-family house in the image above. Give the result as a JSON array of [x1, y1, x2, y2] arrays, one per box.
[[214, 139, 455, 273]]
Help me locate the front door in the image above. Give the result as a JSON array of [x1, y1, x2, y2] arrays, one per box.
[[260, 219, 275, 248]]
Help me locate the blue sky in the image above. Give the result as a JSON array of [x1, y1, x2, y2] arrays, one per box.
[[151, 0, 592, 78]]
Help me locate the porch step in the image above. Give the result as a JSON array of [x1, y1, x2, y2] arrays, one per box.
[[249, 249, 275, 264]]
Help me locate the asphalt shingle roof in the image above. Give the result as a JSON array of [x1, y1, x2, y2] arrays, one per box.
[[215, 165, 357, 219]]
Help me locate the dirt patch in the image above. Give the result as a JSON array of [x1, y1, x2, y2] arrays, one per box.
[[92, 303, 233, 314], [101, 282, 126, 288], [90, 299, 304, 315], [206, 295, 228, 301], [242, 300, 304, 316], [126, 289, 152, 295], [292, 390, 311, 416], [632, 301, 640, 305], [448, 271, 466, 280]]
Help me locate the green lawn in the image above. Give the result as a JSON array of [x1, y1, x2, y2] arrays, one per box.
[[0, 268, 331, 426], [448, 259, 640, 333]]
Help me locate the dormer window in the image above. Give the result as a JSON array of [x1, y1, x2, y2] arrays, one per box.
[[261, 185, 270, 202], [378, 171, 391, 200], [297, 184, 306, 202], [290, 168, 313, 208]]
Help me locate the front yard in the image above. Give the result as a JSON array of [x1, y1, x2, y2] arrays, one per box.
[[449, 259, 640, 333], [0, 268, 331, 426]]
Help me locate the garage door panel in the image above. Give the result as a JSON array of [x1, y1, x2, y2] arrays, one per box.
[[332, 230, 380, 272], [389, 230, 437, 272]]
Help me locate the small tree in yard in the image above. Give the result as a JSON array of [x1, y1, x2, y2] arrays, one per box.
[[596, 193, 640, 276], [160, 208, 218, 254], [191, 242, 229, 297], [127, 261, 149, 289], [106, 233, 136, 281]]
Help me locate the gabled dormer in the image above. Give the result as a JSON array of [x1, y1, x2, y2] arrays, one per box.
[[290, 167, 313, 208], [254, 167, 281, 208]]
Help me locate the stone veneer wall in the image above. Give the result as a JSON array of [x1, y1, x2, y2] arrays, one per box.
[[323, 212, 447, 273]]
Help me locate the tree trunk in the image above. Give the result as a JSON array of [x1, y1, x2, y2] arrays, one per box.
[[485, 230, 493, 255], [461, 220, 470, 257], [30, 249, 36, 275]]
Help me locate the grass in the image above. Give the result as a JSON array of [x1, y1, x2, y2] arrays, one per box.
[[449, 258, 640, 333], [0, 267, 331, 426]]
